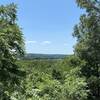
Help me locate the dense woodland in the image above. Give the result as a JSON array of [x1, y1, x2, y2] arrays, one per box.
[[21, 53, 67, 60], [0, 0, 100, 100]]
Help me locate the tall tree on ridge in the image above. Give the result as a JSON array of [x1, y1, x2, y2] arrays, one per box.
[[0, 3, 24, 99], [73, 0, 100, 100]]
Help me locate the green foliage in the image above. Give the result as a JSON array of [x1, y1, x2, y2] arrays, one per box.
[[22, 53, 66, 60], [76, 0, 100, 13], [16, 60, 64, 100], [1, 1, 99, 100], [13, 57, 89, 100], [63, 67, 89, 100], [73, 0, 100, 99], [0, 3, 24, 99]]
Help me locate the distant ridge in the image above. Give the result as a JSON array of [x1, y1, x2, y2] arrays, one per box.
[[22, 53, 67, 60]]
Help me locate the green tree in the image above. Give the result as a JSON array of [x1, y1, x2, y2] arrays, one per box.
[[0, 3, 24, 99], [63, 67, 89, 100], [73, 0, 100, 99]]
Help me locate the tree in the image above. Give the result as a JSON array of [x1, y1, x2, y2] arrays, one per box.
[[63, 67, 89, 100], [0, 3, 24, 99], [73, 0, 100, 99]]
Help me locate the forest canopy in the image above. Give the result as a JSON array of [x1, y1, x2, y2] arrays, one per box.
[[0, 0, 100, 100]]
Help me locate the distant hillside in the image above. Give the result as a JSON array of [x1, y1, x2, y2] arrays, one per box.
[[21, 53, 67, 60]]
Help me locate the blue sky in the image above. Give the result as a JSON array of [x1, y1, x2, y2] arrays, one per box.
[[0, 0, 84, 54]]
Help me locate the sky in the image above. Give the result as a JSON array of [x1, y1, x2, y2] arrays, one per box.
[[0, 0, 84, 54]]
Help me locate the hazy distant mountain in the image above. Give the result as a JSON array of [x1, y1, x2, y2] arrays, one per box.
[[21, 53, 67, 60]]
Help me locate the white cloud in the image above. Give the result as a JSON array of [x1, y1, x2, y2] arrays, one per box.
[[25, 40, 37, 44], [25, 40, 52, 46], [41, 41, 51, 45]]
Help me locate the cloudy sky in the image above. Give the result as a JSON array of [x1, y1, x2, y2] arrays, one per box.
[[0, 0, 84, 54]]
